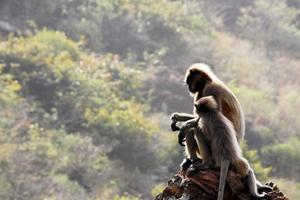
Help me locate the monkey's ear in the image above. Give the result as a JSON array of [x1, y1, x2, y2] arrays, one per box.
[[189, 68, 197, 75]]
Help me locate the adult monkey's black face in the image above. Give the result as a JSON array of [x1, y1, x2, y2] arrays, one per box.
[[186, 69, 209, 94]]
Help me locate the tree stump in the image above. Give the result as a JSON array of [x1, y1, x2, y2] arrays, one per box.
[[154, 169, 289, 200]]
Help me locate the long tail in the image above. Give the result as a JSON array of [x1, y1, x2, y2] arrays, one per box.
[[247, 169, 266, 198], [217, 160, 230, 200]]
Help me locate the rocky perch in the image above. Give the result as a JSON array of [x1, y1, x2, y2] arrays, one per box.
[[154, 169, 289, 200]]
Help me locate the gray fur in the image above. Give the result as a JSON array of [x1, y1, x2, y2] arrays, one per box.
[[218, 160, 230, 200], [247, 169, 266, 198], [197, 108, 242, 167], [195, 96, 267, 199], [171, 64, 245, 162]]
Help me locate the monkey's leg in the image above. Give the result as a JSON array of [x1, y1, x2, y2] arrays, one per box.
[[178, 118, 198, 146], [182, 130, 206, 172], [180, 129, 197, 171], [185, 129, 198, 159], [235, 158, 269, 198], [194, 128, 212, 166], [178, 119, 199, 171], [187, 128, 212, 173], [247, 169, 270, 198], [217, 159, 230, 200]]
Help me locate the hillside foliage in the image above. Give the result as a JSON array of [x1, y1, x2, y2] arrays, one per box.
[[0, 0, 299, 199]]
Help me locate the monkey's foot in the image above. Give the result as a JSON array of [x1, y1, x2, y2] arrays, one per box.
[[187, 158, 210, 174], [180, 158, 192, 171], [258, 184, 273, 193]]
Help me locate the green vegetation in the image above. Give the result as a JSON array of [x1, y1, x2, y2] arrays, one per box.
[[0, 0, 299, 199]]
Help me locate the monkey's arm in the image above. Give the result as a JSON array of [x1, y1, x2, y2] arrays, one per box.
[[178, 118, 198, 146], [170, 112, 195, 131], [171, 112, 195, 121]]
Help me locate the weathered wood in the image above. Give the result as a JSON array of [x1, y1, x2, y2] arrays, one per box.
[[154, 169, 289, 200]]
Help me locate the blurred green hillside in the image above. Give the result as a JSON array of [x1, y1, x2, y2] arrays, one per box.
[[0, 0, 299, 199]]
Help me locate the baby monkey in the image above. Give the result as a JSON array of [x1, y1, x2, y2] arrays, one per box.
[[178, 96, 271, 200]]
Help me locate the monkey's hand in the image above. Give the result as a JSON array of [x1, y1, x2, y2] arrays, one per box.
[[170, 112, 180, 121], [178, 129, 186, 146], [170, 113, 181, 131], [170, 112, 194, 132], [171, 121, 181, 131]]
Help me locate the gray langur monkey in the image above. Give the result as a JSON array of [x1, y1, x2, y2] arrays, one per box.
[[171, 63, 245, 170], [178, 96, 272, 200]]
